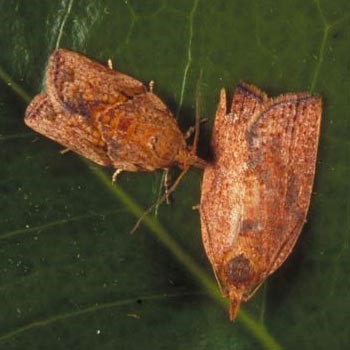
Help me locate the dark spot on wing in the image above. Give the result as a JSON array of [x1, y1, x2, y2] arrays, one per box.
[[240, 220, 262, 235], [226, 255, 252, 285]]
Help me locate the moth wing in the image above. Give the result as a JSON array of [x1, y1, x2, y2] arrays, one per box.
[[24, 93, 112, 167], [200, 83, 266, 273], [46, 49, 147, 117], [97, 93, 181, 172], [201, 82, 321, 320], [239, 90, 322, 279], [261, 94, 322, 274], [201, 83, 321, 280]]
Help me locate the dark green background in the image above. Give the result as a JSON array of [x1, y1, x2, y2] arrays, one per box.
[[0, 0, 349, 349]]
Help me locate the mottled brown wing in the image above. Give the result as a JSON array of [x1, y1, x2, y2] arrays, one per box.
[[200, 82, 321, 319], [227, 86, 321, 280], [96, 93, 184, 172], [254, 93, 322, 275], [200, 83, 267, 274], [24, 93, 112, 167], [46, 49, 147, 117], [201, 82, 321, 288]]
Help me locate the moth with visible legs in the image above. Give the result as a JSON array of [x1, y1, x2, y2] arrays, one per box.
[[25, 49, 206, 202], [200, 82, 322, 320]]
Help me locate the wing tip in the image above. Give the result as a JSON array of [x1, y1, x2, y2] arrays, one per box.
[[215, 88, 227, 119], [24, 93, 48, 126], [236, 81, 323, 111], [236, 81, 268, 102]]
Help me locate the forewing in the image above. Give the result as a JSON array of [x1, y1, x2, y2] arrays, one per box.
[[46, 49, 146, 117], [200, 82, 321, 318], [24, 93, 112, 167], [201, 82, 321, 279], [200, 83, 266, 273], [233, 90, 322, 280], [259, 94, 322, 274], [97, 93, 181, 171]]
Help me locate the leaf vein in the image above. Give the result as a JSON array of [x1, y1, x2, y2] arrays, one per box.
[[0, 208, 125, 241], [55, 0, 75, 49], [0, 292, 202, 344], [176, 0, 199, 118]]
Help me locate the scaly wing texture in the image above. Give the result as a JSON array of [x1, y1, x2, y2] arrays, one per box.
[[237, 87, 321, 285], [24, 93, 112, 167], [97, 93, 185, 171], [46, 49, 146, 117], [25, 50, 183, 172], [257, 93, 322, 275], [200, 83, 266, 274], [201, 82, 321, 295]]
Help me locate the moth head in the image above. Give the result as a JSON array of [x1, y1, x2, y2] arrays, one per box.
[[175, 147, 208, 169]]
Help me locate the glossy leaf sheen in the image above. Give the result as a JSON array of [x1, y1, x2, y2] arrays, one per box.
[[0, 0, 349, 349]]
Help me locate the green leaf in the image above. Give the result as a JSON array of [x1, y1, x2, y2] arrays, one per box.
[[0, 0, 348, 349]]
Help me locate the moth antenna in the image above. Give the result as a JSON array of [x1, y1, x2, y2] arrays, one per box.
[[60, 148, 70, 154], [130, 167, 189, 234], [192, 70, 203, 155]]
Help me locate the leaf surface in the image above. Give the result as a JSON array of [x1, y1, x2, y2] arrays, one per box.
[[0, 0, 349, 349]]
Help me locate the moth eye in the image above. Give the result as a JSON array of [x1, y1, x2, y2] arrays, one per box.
[[226, 254, 252, 285]]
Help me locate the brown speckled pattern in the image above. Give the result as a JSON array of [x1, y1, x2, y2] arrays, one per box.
[[25, 49, 205, 172], [200, 82, 322, 320]]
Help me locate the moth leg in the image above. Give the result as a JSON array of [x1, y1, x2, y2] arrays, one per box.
[[184, 119, 208, 141], [107, 58, 113, 69], [148, 80, 155, 92], [130, 167, 189, 234], [60, 148, 70, 154], [127, 313, 141, 320], [153, 168, 171, 216], [112, 169, 123, 182], [184, 125, 195, 140], [164, 168, 171, 204]]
